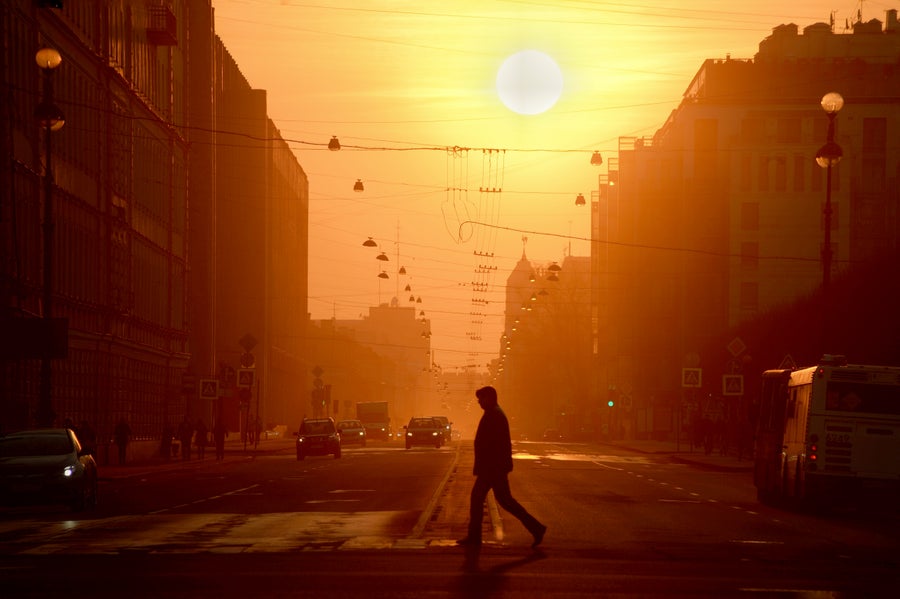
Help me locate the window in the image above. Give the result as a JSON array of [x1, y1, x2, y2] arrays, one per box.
[[774, 156, 787, 191], [861, 157, 886, 193], [862, 118, 887, 152], [793, 155, 805, 192], [776, 117, 801, 143]]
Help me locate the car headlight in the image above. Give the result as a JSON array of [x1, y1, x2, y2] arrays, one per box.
[[432, 432, 438, 436], [63, 465, 76, 477]]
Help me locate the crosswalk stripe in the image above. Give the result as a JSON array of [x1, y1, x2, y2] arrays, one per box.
[[2, 511, 449, 555]]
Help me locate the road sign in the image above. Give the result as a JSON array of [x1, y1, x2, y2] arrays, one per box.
[[722, 374, 744, 396], [682, 368, 702, 388], [727, 337, 746, 357], [199, 378, 219, 399], [237, 368, 255, 389], [779, 354, 797, 370]]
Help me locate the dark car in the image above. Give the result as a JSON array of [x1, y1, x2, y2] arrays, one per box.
[[295, 418, 341, 460], [0, 428, 98, 511], [336, 419, 366, 447], [542, 428, 562, 441], [404, 417, 443, 449], [431, 416, 452, 446]]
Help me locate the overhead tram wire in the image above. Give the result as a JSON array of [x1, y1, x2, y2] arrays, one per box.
[[460, 220, 858, 267]]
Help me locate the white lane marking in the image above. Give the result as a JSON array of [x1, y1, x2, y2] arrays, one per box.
[[730, 539, 784, 545], [592, 461, 624, 471], [151, 484, 260, 513]]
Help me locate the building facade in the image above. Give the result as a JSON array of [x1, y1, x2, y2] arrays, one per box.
[[0, 1, 308, 460], [596, 13, 900, 440]]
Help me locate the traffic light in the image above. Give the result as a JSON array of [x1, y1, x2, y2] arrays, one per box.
[[607, 399, 615, 408]]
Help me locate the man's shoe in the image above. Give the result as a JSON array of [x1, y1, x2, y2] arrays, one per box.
[[456, 537, 481, 546], [531, 524, 547, 548]]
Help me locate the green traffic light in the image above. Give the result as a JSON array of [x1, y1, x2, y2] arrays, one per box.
[[607, 400, 614, 407]]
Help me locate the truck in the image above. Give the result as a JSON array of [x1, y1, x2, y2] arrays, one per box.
[[356, 401, 391, 441]]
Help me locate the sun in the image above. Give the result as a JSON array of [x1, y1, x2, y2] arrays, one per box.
[[496, 50, 563, 115]]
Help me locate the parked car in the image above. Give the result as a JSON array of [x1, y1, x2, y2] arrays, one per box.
[[431, 416, 452, 446], [336, 419, 366, 447], [0, 428, 98, 511], [295, 418, 341, 460], [404, 417, 443, 449]]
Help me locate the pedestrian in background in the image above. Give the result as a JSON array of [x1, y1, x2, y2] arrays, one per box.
[[178, 417, 194, 461], [114, 418, 131, 465], [213, 419, 228, 461], [160, 423, 173, 460], [195, 419, 208, 460], [457, 385, 546, 548]]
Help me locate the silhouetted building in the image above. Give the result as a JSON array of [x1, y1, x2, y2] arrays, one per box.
[[597, 12, 900, 441], [0, 1, 308, 458], [497, 245, 593, 439], [308, 302, 432, 429]]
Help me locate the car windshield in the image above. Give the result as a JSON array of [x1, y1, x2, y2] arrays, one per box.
[[337, 421, 358, 428], [409, 418, 435, 428], [301, 421, 334, 434], [0, 434, 73, 457]]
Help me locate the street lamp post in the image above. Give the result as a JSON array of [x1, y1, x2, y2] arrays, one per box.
[[815, 92, 844, 291], [35, 47, 65, 427]]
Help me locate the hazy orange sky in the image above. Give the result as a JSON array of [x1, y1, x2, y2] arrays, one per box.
[[211, 1, 869, 371]]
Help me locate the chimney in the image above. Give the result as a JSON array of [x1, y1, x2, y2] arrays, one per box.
[[885, 9, 899, 33]]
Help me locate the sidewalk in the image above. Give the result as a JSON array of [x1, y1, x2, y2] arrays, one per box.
[[99, 436, 296, 480]]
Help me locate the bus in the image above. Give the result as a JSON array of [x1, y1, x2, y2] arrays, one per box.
[[753, 355, 900, 507]]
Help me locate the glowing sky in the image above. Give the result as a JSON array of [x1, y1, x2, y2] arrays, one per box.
[[211, 1, 864, 371]]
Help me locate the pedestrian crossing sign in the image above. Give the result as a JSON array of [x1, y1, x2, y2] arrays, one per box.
[[199, 378, 219, 399], [722, 375, 743, 396], [681, 368, 702, 388], [238, 368, 255, 389]]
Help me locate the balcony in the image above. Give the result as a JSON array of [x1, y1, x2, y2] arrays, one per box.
[[147, 5, 177, 46]]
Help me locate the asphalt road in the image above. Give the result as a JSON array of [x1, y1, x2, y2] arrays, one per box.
[[1, 439, 898, 598]]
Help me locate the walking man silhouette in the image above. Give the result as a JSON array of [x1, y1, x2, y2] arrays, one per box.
[[458, 385, 546, 548]]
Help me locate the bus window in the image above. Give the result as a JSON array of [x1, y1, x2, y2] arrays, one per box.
[[786, 389, 797, 420]]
